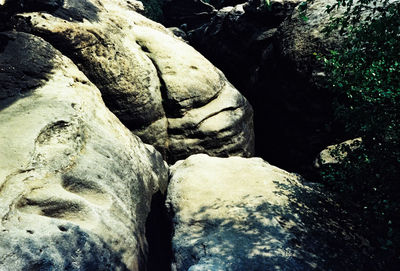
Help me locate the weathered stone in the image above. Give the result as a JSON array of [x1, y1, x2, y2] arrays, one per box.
[[167, 154, 372, 270], [314, 138, 363, 168], [278, 0, 341, 80], [9, 0, 254, 162], [0, 31, 168, 270], [161, 0, 351, 172]]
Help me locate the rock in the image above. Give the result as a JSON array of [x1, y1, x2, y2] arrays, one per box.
[[0, 31, 168, 270], [186, 0, 300, 93], [166, 154, 373, 270], [208, 0, 246, 10], [162, 0, 345, 172], [314, 138, 363, 168], [167, 26, 188, 41], [163, 0, 216, 30], [278, 0, 342, 81], [8, 0, 254, 162]]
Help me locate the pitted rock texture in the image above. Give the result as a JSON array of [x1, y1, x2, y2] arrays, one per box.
[[167, 154, 373, 271], [3, 0, 254, 162], [0, 31, 168, 270]]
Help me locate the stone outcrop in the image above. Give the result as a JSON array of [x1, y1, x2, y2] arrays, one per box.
[[0, 31, 169, 270], [162, 0, 345, 172], [314, 138, 363, 168], [278, 0, 342, 84], [166, 154, 372, 270], [163, 0, 216, 30], [2, 0, 254, 162]]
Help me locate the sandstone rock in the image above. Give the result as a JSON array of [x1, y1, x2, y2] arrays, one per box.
[[163, 0, 341, 172], [278, 0, 341, 80], [167, 154, 372, 270], [314, 137, 363, 168], [8, 0, 254, 162], [185, 0, 300, 94], [0, 31, 168, 270]]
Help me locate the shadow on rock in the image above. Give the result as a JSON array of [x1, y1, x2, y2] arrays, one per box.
[[273, 179, 377, 270], [0, 0, 99, 30], [0, 225, 130, 270], [0, 31, 57, 111]]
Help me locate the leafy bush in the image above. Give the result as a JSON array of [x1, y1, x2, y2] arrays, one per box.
[[319, 0, 400, 267]]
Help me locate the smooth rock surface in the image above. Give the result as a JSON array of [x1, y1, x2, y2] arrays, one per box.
[[167, 154, 372, 271], [0, 31, 168, 270], [6, 0, 254, 162]]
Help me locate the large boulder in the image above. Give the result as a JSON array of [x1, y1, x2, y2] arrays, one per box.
[[166, 154, 372, 270], [2, 0, 254, 162], [278, 0, 341, 84], [162, 0, 344, 173], [314, 137, 362, 168], [0, 31, 168, 270]]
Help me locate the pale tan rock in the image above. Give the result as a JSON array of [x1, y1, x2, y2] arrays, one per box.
[[167, 154, 369, 271], [11, 0, 254, 161], [167, 154, 307, 270], [0, 31, 168, 270]]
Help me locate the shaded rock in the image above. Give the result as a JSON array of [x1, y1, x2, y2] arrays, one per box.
[[8, 0, 254, 162], [0, 31, 168, 270], [163, 0, 216, 30], [185, 0, 300, 92], [314, 138, 363, 168], [167, 26, 188, 41], [278, 0, 342, 83], [166, 154, 373, 271], [208, 0, 247, 9], [164, 0, 339, 173]]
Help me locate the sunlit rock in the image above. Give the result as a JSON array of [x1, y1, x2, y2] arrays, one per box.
[[0, 31, 168, 270], [9, 0, 254, 162], [167, 154, 371, 270]]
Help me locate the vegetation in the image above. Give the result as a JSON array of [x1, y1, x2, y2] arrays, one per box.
[[319, 0, 400, 267]]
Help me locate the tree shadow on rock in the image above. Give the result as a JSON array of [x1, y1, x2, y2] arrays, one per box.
[[0, 0, 99, 30], [171, 178, 379, 271], [0, 31, 58, 111], [273, 179, 378, 271], [173, 196, 316, 271], [0, 224, 130, 270]]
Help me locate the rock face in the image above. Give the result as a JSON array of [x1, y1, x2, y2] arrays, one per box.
[[163, 0, 344, 172], [163, 0, 216, 30], [2, 0, 254, 162], [314, 138, 363, 168], [278, 0, 341, 84], [0, 31, 169, 270], [167, 154, 372, 271]]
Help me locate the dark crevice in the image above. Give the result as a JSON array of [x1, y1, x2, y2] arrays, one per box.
[[145, 191, 173, 271]]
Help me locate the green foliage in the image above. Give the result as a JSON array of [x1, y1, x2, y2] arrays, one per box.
[[319, 0, 400, 266], [298, 1, 309, 21]]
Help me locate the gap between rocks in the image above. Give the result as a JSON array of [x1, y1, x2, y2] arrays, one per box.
[[145, 191, 173, 271]]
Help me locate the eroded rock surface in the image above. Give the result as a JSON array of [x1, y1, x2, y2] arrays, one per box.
[[0, 31, 168, 270], [162, 0, 343, 173], [167, 154, 372, 270], [2, 0, 254, 162]]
